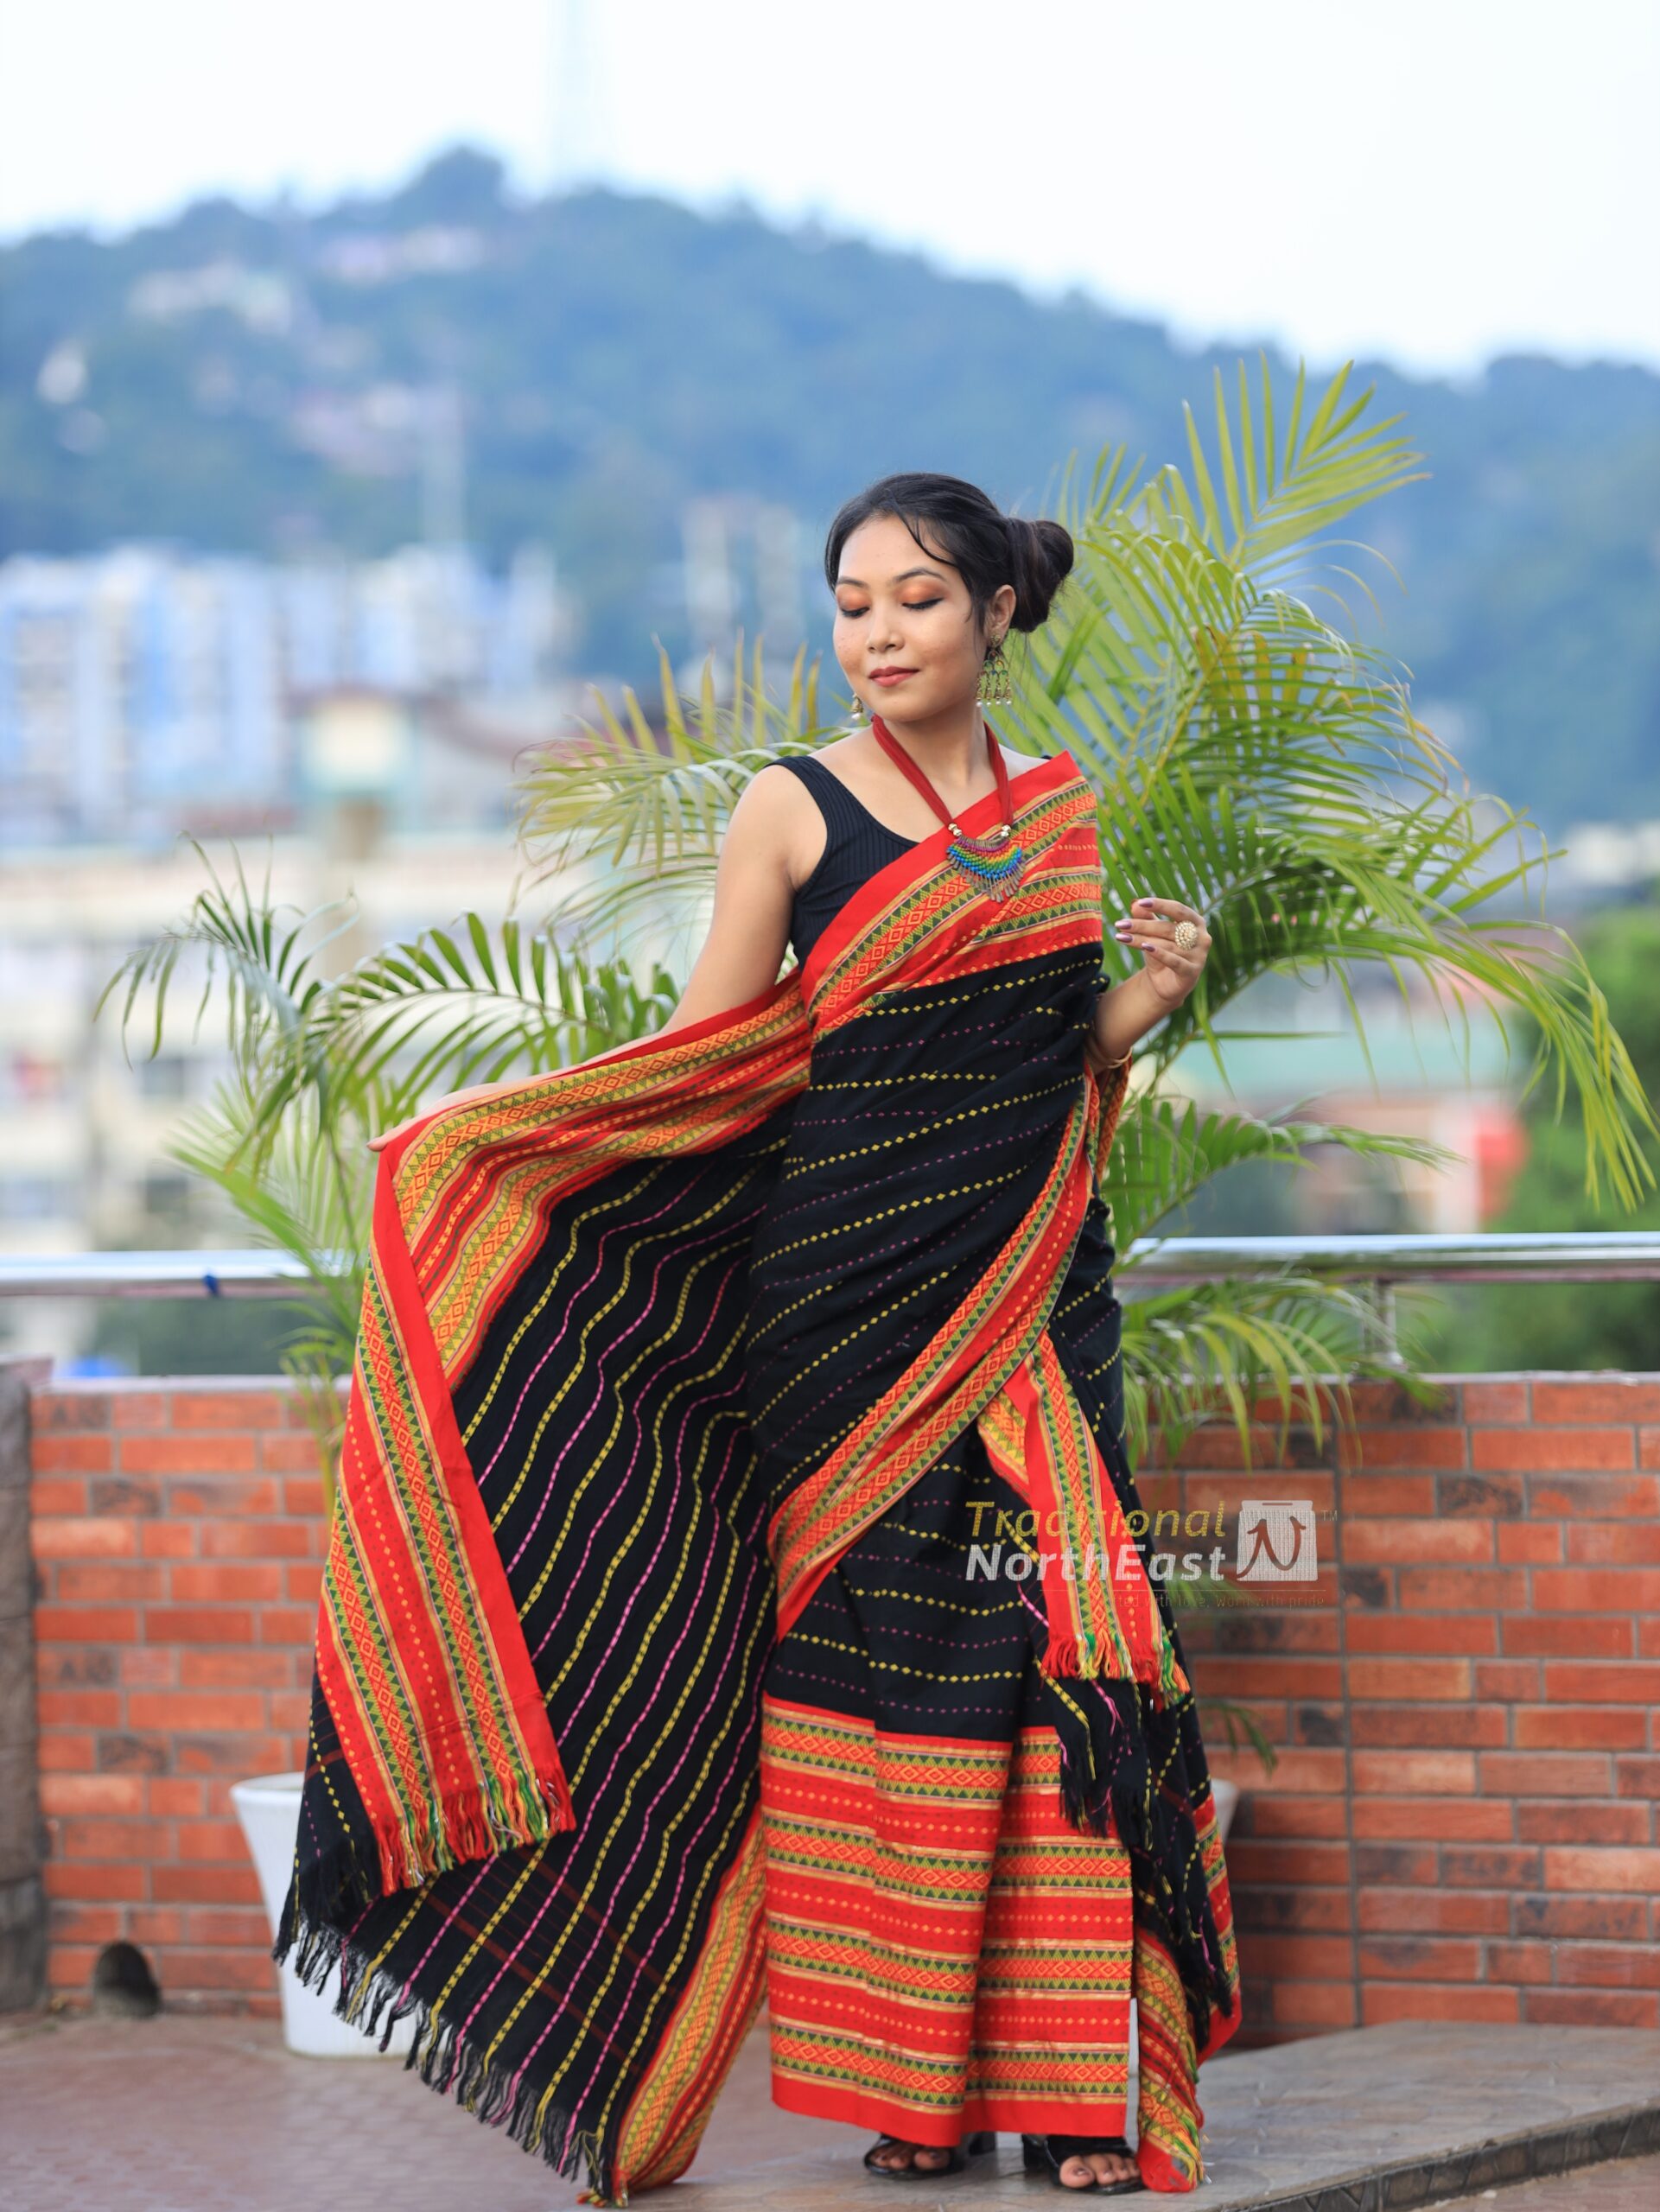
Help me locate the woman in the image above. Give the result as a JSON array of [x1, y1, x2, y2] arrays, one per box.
[[276, 473, 1240, 2206]]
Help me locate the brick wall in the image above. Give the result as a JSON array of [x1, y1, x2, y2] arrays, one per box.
[[29, 1381, 324, 2016], [1167, 1375, 1660, 2036], [23, 1373, 1660, 2027]]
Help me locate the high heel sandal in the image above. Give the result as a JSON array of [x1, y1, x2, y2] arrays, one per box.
[[1020, 2133, 1144, 2194], [862, 2128, 996, 2179]]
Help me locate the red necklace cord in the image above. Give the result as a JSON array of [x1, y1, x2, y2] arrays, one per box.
[[868, 713, 1015, 840]]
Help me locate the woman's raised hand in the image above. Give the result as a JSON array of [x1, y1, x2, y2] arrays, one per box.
[[1112, 894, 1212, 1007]]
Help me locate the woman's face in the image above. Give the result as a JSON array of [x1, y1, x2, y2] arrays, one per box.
[[831, 512, 1014, 725]]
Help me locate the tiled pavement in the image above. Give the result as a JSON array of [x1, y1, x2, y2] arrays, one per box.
[[2, 2009, 1657, 2212]]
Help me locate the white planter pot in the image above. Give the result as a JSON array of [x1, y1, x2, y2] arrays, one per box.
[[231, 1770, 414, 2059], [1126, 1777, 1241, 2087]]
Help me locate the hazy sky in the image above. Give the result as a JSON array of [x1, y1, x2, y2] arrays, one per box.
[[3, 0, 1657, 379]]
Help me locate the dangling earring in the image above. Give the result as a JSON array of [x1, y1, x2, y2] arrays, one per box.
[[977, 634, 1012, 705], [849, 689, 866, 722]]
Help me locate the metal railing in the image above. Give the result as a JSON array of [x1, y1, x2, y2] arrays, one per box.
[[4, 1234, 1659, 1365]]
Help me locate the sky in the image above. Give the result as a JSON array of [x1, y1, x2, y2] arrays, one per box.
[[2, 0, 1657, 380]]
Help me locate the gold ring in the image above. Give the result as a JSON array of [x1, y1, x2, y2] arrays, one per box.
[[1173, 919, 1200, 952]]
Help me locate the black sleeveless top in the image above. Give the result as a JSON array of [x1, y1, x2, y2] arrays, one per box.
[[779, 753, 919, 963]]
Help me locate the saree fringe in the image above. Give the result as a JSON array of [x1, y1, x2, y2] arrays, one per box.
[[277, 1906, 633, 2204]]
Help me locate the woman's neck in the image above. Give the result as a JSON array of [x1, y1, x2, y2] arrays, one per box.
[[871, 701, 991, 801]]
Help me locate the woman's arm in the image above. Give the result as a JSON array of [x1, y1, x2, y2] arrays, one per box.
[[370, 769, 808, 1149], [1084, 894, 1212, 1077]]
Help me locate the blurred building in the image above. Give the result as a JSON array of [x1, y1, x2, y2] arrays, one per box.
[[0, 543, 576, 846]]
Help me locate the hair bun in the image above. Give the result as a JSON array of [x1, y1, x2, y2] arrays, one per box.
[[1002, 515, 1075, 632]]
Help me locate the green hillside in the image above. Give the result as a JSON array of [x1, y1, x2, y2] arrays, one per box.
[[3, 146, 1657, 828]]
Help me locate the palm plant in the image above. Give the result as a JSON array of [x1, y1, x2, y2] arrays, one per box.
[[108, 359, 1652, 1747]]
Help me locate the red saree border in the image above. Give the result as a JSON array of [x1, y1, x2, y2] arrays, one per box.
[[799, 748, 1087, 1007]]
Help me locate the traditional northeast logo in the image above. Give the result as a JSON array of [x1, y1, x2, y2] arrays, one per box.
[[1237, 1499, 1320, 1582]]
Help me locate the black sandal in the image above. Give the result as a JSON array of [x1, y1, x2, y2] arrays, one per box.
[[1020, 2134, 1143, 2194], [863, 2128, 995, 2179]]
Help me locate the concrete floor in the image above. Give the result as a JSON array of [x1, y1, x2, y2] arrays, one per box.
[[2, 2009, 1657, 2212]]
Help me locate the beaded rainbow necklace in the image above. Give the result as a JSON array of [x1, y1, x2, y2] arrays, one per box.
[[868, 712, 1027, 904]]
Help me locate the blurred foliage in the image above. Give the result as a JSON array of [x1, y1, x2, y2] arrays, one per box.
[[6, 149, 1660, 823], [1421, 901, 1660, 1372]]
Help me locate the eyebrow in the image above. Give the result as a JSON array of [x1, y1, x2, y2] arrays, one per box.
[[835, 566, 949, 588]]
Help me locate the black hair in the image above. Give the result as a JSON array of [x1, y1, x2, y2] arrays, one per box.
[[823, 471, 1074, 637]]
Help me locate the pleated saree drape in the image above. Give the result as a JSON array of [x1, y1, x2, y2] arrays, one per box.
[[276, 749, 1240, 2205]]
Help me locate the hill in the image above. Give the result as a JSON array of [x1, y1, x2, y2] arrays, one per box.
[[3, 146, 1657, 829]]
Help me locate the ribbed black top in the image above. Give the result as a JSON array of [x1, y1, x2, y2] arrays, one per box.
[[779, 753, 919, 963]]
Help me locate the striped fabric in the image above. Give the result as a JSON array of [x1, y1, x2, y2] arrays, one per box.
[[276, 747, 1239, 2205]]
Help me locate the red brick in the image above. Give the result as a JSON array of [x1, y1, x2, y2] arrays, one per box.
[[1352, 1800, 1513, 1842], [1496, 1522, 1563, 1564], [1530, 1474, 1660, 1516], [1362, 1983, 1520, 2023], [127, 1908, 188, 1944], [118, 1648, 175, 1686], [1557, 1942, 1660, 1986], [1642, 1426, 1660, 1471], [1515, 1706, 1650, 1751], [1503, 1615, 1631, 1657], [144, 1606, 256, 1645], [1542, 1847, 1660, 1892], [1351, 1751, 1476, 1796], [1347, 1659, 1472, 1701], [1477, 1752, 1613, 1796], [167, 1479, 281, 1516], [140, 1520, 197, 1558], [1397, 1567, 1528, 1609], [1615, 1756, 1660, 1797], [47, 1947, 100, 1990], [269, 1690, 309, 1731], [280, 1475, 327, 1513], [1337, 1473, 1436, 1514], [179, 1649, 292, 1689], [1224, 1840, 1351, 1887], [127, 1691, 268, 1733], [1473, 1660, 1541, 1700], [1532, 1567, 1660, 1611], [30, 1516, 138, 1560], [1232, 1932, 1355, 1980], [1517, 1802, 1648, 1845], [1472, 1427, 1632, 1471], [110, 1390, 167, 1427], [29, 1477, 88, 1515], [37, 1774, 148, 1816], [1482, 1939, 1557, 1983], [159, 1949, 277, 1993], [256, 1606, 316, 1643], [1343, 1518, 1492, 1564], [174, 1733, 292, 1775], [36, 1647, 118, 1688], [1354, 1843, 1440, 1883], [1441, 1847, 1542, 1888], [1543, 1661, 1660, 1705], [1352, 1430, 1469, 1471], [200, 1518, 313, 1559], [96, 1731, 169, 1773], [54, 1565, 166, 1603], [35, 1732, 97, 1771], [42, 1862, 147, 1902], [283, 1564, 323, 1603], [1523, 1991, 1659, 2028], [32, 1434, 113, 1474], [120, 1433, 258, 1476], [170, 1389, 286, 1430], [1351, 1706, 1507, 1748], [35, 1690, 121, 1727], [149, 1779, 206, 1816], [152, 1865, 262, 1904], [1532, 1379, 1660, 1423], [1270, 1980, 1358, 2027], [1345, 1614, 1498, 1655], [183, 1909, 273, 1948], [1231, 1794, 1349, 1839], [33, 1391, 113, 1431], [1513, 1893, 1647, 1940], [1436, 1473, 1525, 1516], [169, 1565, 283, 1603], [1460, 1382, 1530, 1422], [262, 1434, 323, 1474], [1358, 1889, 1508, 1934], [1566, 1522, 1660, 1563], [174, 1820, 251, 1862], [55, 1817, 165, 1859], [1357, 1937, 1481, 1980], [49, 1904, 125, 1944]]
